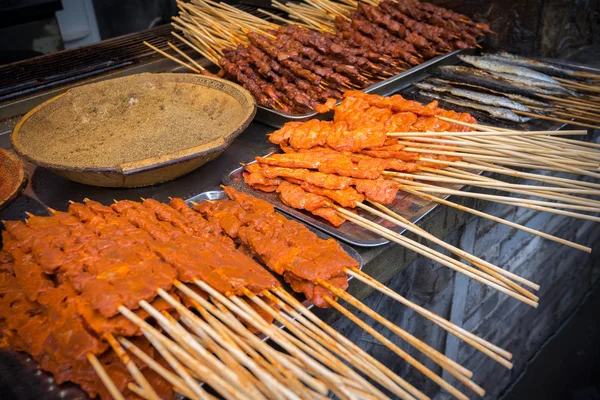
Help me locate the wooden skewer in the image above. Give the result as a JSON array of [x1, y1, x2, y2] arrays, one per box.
[[345, 268, 513, 361], [324, 296, 470, 400], [335, 207, 539, 307], [171, 31, 216, 64], [439, 167, 600, 207], [549, 110, 600, 124], [167, 41, 205, 72], [388, 129, 586, 137], [104, 333, 161, 400], [230, 295, 366, 399], [401, 142, 600, 168], [118, 338, 204, 400], [157, 289, 301, 400], [178, 284, 329, 398], [177, 284, 333, 399], [241, 289, 390, 400], [160, 310, 272, 400], [262, 291, 423, 400], [391, 177, 600, 213], [138, 300, 263, 400], [420, 158, 600, 190], [127, 384, 149, 400], [360, 201, 540, 294], [87, 354, 126, 400], [194, 281, 357, 400], [513, 110, 600, 130], [118, 305, 247, 400], [398, 187, 592, 253], [270, 288, 425, 400], [539, 135, 600, 150], [143, 41, 201, 73], [557, 81, 600, 93], [435, 116, 512, 132], [392, 171, 600, 196], [537, 94, 600, 111], [316, 280, 487, 396]]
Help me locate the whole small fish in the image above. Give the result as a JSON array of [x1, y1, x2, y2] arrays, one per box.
[[483, 52, 580, 78], [427, 78, 550, 107], [458, 55, 561, 85], [486, 71, 576, 96], [419, 90, 530, 123], [415, 81, 531, 112], [436, 66, 572, 97]]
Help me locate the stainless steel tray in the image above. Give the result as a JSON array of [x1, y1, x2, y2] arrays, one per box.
[[187, 190, 363, 274], [255, 47, 477, 128], [222, 160, 466, 247], [1, 191, 363, 399]]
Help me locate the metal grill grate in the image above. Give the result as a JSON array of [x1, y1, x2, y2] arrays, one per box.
[[0, 3, 288, 103], [0, 25, 172, 102]]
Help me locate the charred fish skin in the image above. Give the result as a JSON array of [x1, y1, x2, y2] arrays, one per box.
[[427, 78, 551, 107], [486, 71, 575, 95], [458, 54, 561, 85], [419, 90, 530, 123], [483, 52, 579, 78], [435, 66, 567, 97], [415, 80, 531, 112]]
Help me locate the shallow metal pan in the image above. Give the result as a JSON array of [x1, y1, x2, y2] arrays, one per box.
[[0, 190, 362, 399], [222, 158, 469, 247]]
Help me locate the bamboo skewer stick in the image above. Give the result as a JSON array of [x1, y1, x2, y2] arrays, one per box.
[[181, 282, 330, 397], [513, 110, 600, 131], [360, 201, 540, 293], [394, 171, 600, 196], [182, 285, 332, 398], [230, 296, 372, 399], [119, 305, 248, 400], [324, 296, 469, 400], [87, 354, 126, 400], [391, 177, 600, 213], [439, 167, 600, 207], [241, 289, 391, 400], [127, 384, 150, 400], [157, 290, 298, 400], [262, 292, 423, 400], [345, 268, 513, 361], [138, 300, 264, 400], [388, 129, 586, 137], [400, 142, 600, 167], [271, 288, 425, 400], [316, 281, 486, 397], [133, 316, 212, 399], [335, 207, 539, 307], [118, 338, 204, 400], [104, 333, 161, 400], [143, 41, 202, 73], [398, 187, 592, 252], [166, 41, 206, 74], [419, 158, 600, 190], [195, 281, 357, 400]]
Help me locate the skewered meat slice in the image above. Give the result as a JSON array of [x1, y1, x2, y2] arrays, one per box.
[[301, 183, 365, 208], [354, 178, 402, 204], [262, 166, 355, 190]]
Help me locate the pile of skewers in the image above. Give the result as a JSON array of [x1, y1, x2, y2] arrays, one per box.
[[0, 188, 515, 400], [243, 90, 600, 309], [144, 0, 490, 114], [414, 53, 600, 129]]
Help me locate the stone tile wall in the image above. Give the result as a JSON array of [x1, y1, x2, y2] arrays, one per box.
[[331, 172, 600, 398]]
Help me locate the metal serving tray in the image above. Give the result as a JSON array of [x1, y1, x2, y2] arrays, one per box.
[[223, 159, 466, 247], [187, 189, 363, 273], [1, 191, 362, 399], [255, 47, 477, 128]]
